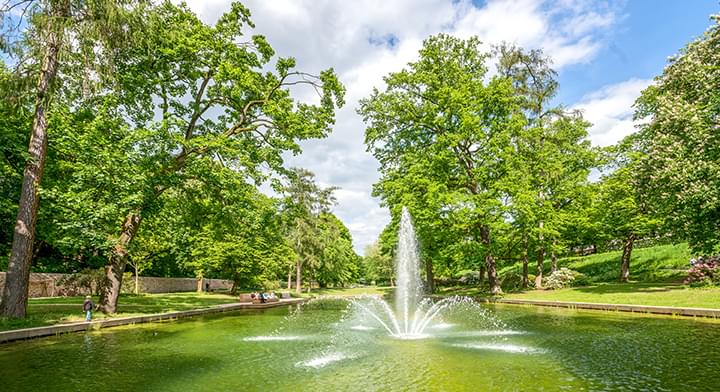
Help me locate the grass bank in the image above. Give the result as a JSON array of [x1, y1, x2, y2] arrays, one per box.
[[0, 292, 240, 332], [299, 286, 392, 298], [502, 283, 720, 309], [498, 243, 692, 284]]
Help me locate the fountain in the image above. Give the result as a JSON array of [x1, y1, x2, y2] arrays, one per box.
[[350, 207, 471, 339]]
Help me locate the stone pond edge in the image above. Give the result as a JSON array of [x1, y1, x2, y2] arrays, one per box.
[[0, 298, 306, 344], [482, 298, 720, 318]]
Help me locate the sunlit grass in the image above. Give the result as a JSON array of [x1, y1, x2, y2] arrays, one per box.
[[498, 243, 691, 283], [503, 283, 720, 309], [299, 286, 393, 297], [0, 292, 241, 332]]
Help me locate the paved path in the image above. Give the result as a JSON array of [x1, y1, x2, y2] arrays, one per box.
[[487, 298, 720, 318], [0, 298, 305, 344]]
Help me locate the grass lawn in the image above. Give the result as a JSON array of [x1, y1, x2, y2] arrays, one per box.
[[300, 286, 392, 297], [0, 287, 393, 332], [501, 283, 720, 309], [0, 292, 241, 332]]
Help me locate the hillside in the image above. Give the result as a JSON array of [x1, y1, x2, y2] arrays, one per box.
[[498, 243, 692, 284]]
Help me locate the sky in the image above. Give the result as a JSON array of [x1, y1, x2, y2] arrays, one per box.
[[179, 0, 718, 254]]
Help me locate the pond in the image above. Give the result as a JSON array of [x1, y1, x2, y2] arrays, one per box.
[[1, 299, 719, 391]]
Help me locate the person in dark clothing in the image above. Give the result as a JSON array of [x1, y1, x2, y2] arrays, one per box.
[[83, 296, 94, 321], [205, 281, 210, 292]]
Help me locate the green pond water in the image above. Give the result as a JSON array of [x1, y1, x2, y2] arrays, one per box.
[[1, 299, 719, 391]]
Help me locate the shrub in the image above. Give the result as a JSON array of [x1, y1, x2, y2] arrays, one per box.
[[500, 272, 534, 291], [58, 268, 105, 296], [262, 280, 280, 291], [685, 256, 720, 286], [571, 272, 590, 287], [542, 268, 577, 290], [121, 272, 145, 294], [456, 270, 481, 285]]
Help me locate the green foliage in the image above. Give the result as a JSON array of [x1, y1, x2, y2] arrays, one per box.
[[363, 241, 394, 285], [280, 168, 359, 289], [361, 34, 526, 293], [57, 268, 106, 296], [634, 15, 720, 255], [0, 62, 32, 264]]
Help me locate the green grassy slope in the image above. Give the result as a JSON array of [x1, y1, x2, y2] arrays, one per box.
[[498, 243, 692, 283]]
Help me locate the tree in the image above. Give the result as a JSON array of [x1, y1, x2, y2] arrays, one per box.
[[496, 44, 594, 287], [0, 63, 32, 268], [1, 0, 138, 317], [314, 213, 360, 287], [593, 160, 660, 282], [83, 2, 344, 312], [280, 168, 337, 293], [634, 15, 720, 256], [361, 34, 525, 295], [363, 241, 394, 285]]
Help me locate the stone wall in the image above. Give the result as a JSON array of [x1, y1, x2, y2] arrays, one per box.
[[0, 272, 234, 298]]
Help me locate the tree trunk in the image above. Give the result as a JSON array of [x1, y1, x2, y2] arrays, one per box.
[[551, 238, 558, 273], [230, 280, 238, 295], [535, 220, 545, 289], [522, 232, 529, 289], [478, 264, 485, 285], [425, 259, 435, 294], [295, 260, 302, 294], [196, 274, 203, 293], [98, 213, 141, 314], [619, 233, 635, 283], [287, 265, 292, 289], [1, 3, 67, 318], [134, 267, 139, 295], [480, 225, 502, 295]]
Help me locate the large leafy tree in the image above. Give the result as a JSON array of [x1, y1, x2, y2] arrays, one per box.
[[1, 0, 139, 317], [635, 15, 720, 255], [314, 213, 360, 288], [363, 241, 394, 285], [0, 63, 31, 268], [77, 2, 344, 312], [589, 140, 662, 282], [593, 166, 660, 282], [496, 44, 594, 288], [280, 168, 337, 293], [361, 34, 525, 295], [186, 188, 291, 293]]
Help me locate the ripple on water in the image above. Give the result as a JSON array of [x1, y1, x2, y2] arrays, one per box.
[[452, 342, 545, 354], [443, 330, 526, 338], [296, 352, 349, 368], [242, 335, 305, 342], [350, 325, 375, 331]]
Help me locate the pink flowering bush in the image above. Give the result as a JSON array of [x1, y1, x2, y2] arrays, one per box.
[[685, 256, 720, 286]]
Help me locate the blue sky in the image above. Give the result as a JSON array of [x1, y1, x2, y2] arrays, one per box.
[[558, 0, 718, 104]]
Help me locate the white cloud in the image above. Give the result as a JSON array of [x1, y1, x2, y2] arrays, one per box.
[[179, 0, 621, 254], [573, 78, 652, 147]]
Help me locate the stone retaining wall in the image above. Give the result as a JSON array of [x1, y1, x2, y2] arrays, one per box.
[[0, 272, 233, 297]]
